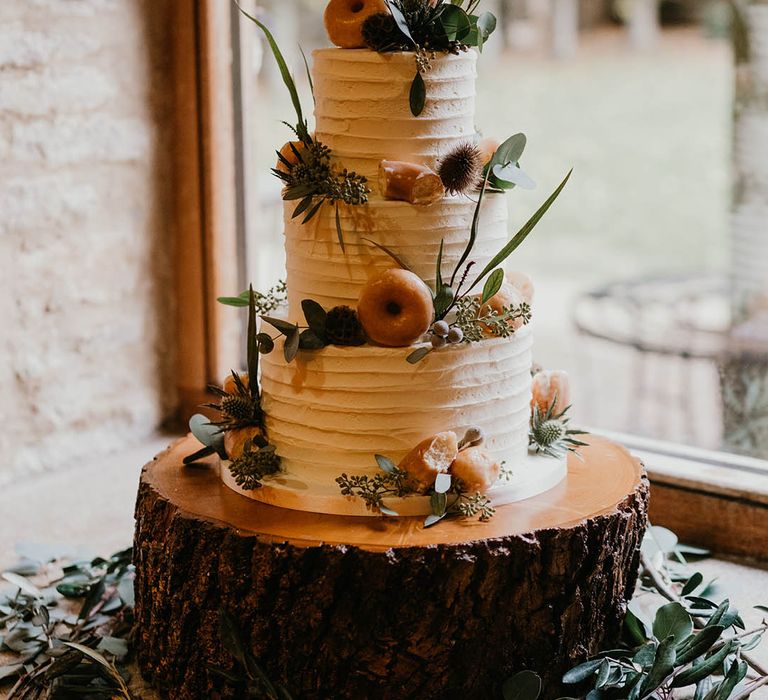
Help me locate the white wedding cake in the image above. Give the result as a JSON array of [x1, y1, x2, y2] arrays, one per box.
[[208, 0, 580, 521]]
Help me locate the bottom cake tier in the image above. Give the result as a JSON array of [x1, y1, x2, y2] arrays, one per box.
[[220, 450, 567, 516]]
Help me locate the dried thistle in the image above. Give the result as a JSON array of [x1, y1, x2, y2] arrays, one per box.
[[529, 398, 589, 460], [439, 142, 483, 195]]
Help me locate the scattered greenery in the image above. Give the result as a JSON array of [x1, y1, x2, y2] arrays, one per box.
[[0, 548, 134, 698], [217, 281, 287, 315], [423, 471, 495, 528], [237, 7, 369, 250], [362, 0, 497, 116], [186, 288, 283, 466], [528, 395, 588, 459], [228, 440, 281, 491], [336, 455, 414, 516]]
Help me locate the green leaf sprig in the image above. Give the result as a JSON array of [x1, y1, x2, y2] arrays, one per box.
[[373, 0, 497, 116]]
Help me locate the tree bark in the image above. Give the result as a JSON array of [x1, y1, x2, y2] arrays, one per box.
[[133, 436, 649, 699]]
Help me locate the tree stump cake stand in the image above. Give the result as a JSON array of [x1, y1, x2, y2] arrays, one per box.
[[133, 435, 649, 700]]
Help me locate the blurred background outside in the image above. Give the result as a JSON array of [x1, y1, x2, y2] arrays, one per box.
[[234, 0, 768, 460]]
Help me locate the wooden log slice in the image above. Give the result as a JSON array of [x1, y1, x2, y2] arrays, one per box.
[[133, 435, 649, 700]]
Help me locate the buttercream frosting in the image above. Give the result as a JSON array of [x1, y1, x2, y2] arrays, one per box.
[[313, 48, 477, 189]]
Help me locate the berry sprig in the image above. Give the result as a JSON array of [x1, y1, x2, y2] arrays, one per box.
[[228, 439, 281, 491]]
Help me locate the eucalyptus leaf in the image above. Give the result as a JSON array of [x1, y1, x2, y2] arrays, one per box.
[[284, 328, 301, 363], [652, 602, 693, 644], [433, 284, 455, 319], [434, 472, 452, 494], [493, 163, 536, 190], [410, 72, 426, 117], [385, 0, 415, 44], [624, 608, 649, 645], [671, 641, 733, 687], [298, 329, 326, 350], [562, 659, 602, 684], [261, 316, 299, 335], [301, 299, 327, 336], [1, 572, 43, 599], [502, 670, 542, 700], [439, 4, 472, 41], [491, 133, 527, 169], [675, 625, 724, 665], [594, 659, 611, 689], [375, 454, 396, 473], [97, 636, 129, 660], [424, 512, 446, 528], [378, 505, 399, 517], [217, 296, 250, 307], [257, 333, 275, 354], [430, 491, 447, 516], [477, 11, 497, 41], [481, 268, 504, 304], [681, 572, 704, 596], [189, 414, 221, 451], [632, 642, 657, 668], [406, 347, 431, 364], [0, 663, 22, 681], [639, 636, 676, 697]]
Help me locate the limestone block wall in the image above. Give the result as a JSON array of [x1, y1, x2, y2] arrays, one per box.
[[0, 0, 176, 484]]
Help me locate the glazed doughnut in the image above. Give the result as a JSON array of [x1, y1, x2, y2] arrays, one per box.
[[450, 446, 500, 492], [357, 268, 434, 347], [398, 431, 459, 491], [379, 160, 445, 205], [324, 0, 389, 49]]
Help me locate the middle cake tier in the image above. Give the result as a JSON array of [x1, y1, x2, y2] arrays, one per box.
[[284, 193, 509, 314]]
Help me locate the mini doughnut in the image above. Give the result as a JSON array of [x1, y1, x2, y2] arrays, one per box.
[[450, 446, 500, 492], [324, 0, 389, 49], [222, 372, 249, 395], [224, 425, 263, 461], [531, 369, 571, 416], [480, 280, 526, 333], [398, 431, 458, 491], [275, 140, 306, 174], [357, 268, 434, 347], [379, 160, 445, 205]]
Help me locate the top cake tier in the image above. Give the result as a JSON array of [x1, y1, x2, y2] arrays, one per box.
[[313, 48, 477, 189]]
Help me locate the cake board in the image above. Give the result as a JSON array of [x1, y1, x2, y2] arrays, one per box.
[[133, 434, 649, 699]]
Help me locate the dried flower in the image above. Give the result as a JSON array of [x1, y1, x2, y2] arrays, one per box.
[[438, 142, 483, 195]]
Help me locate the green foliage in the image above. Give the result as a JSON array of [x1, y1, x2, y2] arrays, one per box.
[[0, 548, 134, 697], [217, 281, 287, 314], [228, 440, 281, 491], [336, 467, 414, 514], [273, 138, 369, 242]]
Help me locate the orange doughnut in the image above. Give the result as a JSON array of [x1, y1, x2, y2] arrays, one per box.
[[450, 446, 500, 492], [357, 268, 434, 347], [223, 372, 249, 395], [275, 140, 306, 174], [324, 0, 389, 49]]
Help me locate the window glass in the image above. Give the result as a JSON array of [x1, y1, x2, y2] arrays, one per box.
[[232, 1, 768, 461]]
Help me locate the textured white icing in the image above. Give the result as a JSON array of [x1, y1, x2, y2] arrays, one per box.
[[285, 193, 509, 315], [313, 48, 477, 188], [260, 329, 533, 485]]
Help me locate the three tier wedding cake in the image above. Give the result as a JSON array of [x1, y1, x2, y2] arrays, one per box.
[[191, 0, 583, 525]]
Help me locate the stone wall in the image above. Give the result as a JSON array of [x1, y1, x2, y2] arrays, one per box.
[[0, 0, 176, 484]]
